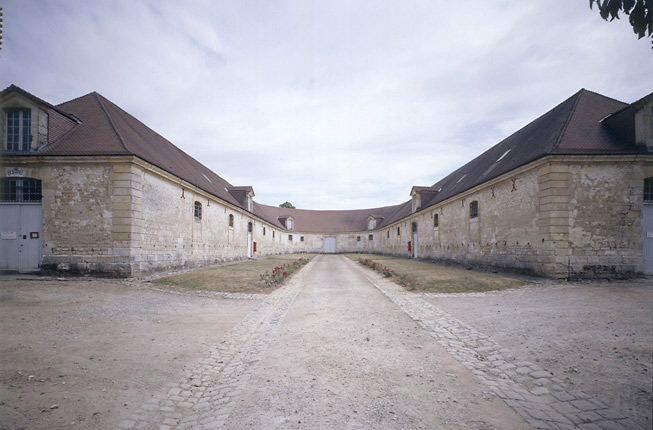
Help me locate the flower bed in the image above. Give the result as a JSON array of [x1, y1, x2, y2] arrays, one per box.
[[260, 257, 310, 287], [358, 257, 416, 289]]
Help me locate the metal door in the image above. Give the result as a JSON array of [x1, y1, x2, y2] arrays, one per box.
[[643, 204, 653, 274], [324, 236, 336, 253], [0, 203, 42, 271]]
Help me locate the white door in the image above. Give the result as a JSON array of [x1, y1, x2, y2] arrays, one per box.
[[324, 236, 336, 253], [643, 204, 653, 274], [0, 203, 42, 271]]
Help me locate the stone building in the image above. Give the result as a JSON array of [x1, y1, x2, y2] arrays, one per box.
[[1, 85, 651, 278]]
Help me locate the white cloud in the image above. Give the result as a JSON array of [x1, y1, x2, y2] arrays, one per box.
[[1, 0, 651, 210]]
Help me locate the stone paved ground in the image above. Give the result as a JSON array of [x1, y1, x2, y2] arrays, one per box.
[[119, 255, 651, 430]]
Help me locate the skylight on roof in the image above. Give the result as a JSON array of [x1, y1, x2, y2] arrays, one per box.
[[202, 173, 213, 183], [495, 149, 511, 163], [456, 174, 467, 184]]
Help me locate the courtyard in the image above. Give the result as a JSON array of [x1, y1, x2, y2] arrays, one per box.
[[1, 255, 651, 429]]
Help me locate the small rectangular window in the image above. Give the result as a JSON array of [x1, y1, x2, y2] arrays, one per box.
[[434, 213, 439, 227], [263, 227, 266, 236], [357, 236, 361, 242], [368, 234, 373, 241], [229, 214, 234, 227], [288, 234, 293, 241], [397, 227, 400, 236], [387, 231, 390, 239], [300, 236, 304, 242], [645, 178, 653, 203], [273, 231, 275, 238], [194, 201, 202, 220]]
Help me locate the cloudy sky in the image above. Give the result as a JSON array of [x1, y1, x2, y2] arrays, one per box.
[[1, 1, 651, 209]]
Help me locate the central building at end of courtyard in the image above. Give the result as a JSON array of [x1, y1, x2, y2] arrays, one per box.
[[1, 85, 652, 279]]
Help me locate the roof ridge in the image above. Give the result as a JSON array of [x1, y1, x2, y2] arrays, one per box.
[[550, 89, 584, 154], [93, 92, 130, 153]]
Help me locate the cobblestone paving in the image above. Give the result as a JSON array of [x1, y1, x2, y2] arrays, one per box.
[[118, 264, 308, 430], [347, 258, 643, 430]]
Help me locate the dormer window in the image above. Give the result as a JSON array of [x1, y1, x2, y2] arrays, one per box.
[[5, 109, 31, 151], [245, 195, 252, 211], [367, 217, 376, 230], [286, 218, 294, 230], [411, 193, 421, 213]]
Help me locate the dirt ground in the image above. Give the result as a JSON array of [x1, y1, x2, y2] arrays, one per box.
[[422, 279, 653, 429], [0, 277, 258, 430], [0, 267, 651, 430]]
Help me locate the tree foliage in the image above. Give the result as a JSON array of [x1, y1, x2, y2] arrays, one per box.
[[589, 0, 652, 46], [279, 202, 296, 209]]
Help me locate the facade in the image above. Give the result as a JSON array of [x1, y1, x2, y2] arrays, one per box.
[[1, 85, 652, 279]]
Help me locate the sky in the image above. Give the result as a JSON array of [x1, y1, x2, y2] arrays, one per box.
[[1, 1, 651, 210]]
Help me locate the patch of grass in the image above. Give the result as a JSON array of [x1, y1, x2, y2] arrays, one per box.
[[346, 253, 527, 293], [153, 254, 315, 294]]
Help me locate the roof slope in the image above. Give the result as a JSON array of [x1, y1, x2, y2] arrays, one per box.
[[253, 201, 410, 233], [39, 92, 243, 207], [419, 89, 642, 211]]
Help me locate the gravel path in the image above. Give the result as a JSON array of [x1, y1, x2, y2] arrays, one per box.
[[2, 255, 651, 430]]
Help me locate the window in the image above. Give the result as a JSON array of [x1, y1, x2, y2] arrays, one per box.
[[263, 227, 266, 236], [248, 222, 252, 233], [412, 222, 418, 233], [368, 234, 373, 241], [286, 218, 293, 230], [357, 236, 361, 242], [5, 110, 31, 151], [194, 201, 202, 221], [645, 178, 653, 203], [397, 227, 400, 236], [273, 231, 275, 238], [367, 218, 376, 230], [0, 178, 41, 202], [434, 214, 439, 228], [229, 214, 234, 227], [470, 200, 479, 219], [288, 234, 293, 241], [387, 231, 390, 239], [300, 236, 304, 242]]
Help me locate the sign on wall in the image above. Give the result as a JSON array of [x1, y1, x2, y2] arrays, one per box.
[[5, 167, 27, 177]]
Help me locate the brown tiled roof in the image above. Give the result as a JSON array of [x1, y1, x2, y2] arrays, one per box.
[[1, 85, 646, 234], [252, 201, 410, 233], [37, 91, 243, 207], [418, 89, 646, 212]]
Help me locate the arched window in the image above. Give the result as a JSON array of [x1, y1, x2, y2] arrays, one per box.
[[470, 200, 479, 219], [229, 214, 234, 227], [194, 201, 202, 221], [434, 213, 439, 228]]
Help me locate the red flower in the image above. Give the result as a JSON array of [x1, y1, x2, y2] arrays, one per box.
[[283, 271, 287, 276]]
